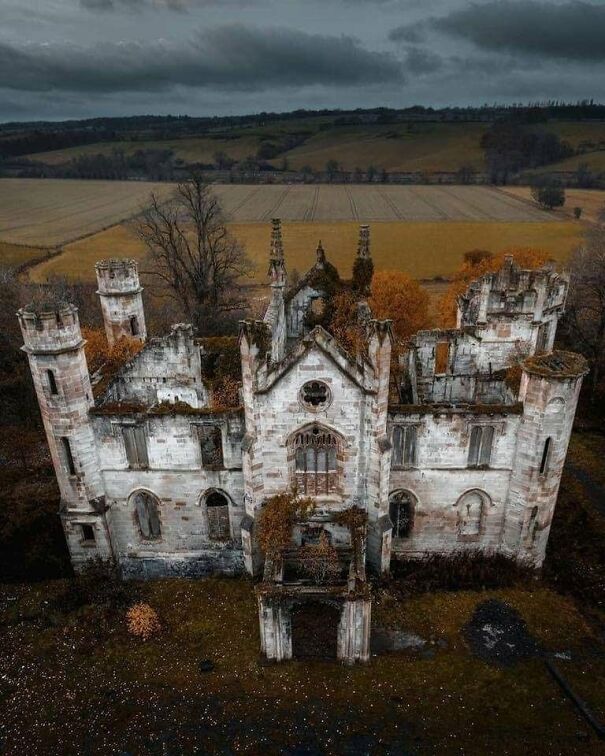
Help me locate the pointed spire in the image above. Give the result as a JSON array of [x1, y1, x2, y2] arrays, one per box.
[[316, 240, 326, 267], [270, 218, 284, 264], [357, 224, 370, 259], [268, 218, 286, 286]]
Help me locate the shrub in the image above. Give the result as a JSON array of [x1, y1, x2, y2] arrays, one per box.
[[257, 492, 315, 557], [530, 178, 565, 210], [573, 206, 583, 220], [126, 603, 161, 640], [298, 531, 341, 585]]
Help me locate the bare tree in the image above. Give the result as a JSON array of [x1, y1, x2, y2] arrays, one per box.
[[136, 175, 252, 334], [565, 226, 605, 403]]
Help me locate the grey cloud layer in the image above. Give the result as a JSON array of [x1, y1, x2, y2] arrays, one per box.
[[392, 1, 605, 61], [0, 25, 403, 93]]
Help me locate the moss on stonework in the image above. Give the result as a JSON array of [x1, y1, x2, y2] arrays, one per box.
[[523, 350, 589, 379], [388, 402, 523, 416], [91, 400, 243, 418]]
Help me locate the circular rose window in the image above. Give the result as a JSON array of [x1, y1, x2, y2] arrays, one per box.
[[300, 380, 331, 410]]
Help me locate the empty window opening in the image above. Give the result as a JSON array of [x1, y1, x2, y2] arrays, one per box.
[[435, 342, 449, 374], [130, 315, 139, 337], [389, 491, 415, 539], [528, 506, 539, 544], [294, 426, 339, 496], [206, 491, 230, 541], [468, 426, 495, 468], [199, 425, 224, 468], [81, 524, 95, 543], [133, 491, 161, 540], [60, 437, 76, 476], [536, 322, 550, 353], [301, 381, 330, 409], [47, 369, 58, 395], [539, 437, 552, 475], [392, 425, 417, 468], [457, 491, 485, 538], [122, 425, 149, 469]]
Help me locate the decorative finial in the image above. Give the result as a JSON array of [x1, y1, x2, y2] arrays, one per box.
[[316, 240, 326, 266], [357, 224, 370, 259]]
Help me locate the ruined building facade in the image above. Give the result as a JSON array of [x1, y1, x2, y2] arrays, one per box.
[[19, 221, 587, 662]]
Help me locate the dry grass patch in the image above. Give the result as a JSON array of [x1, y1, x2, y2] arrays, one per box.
[[0, 240, 49, 269], [501, 186, 605, 224], [30, 219, 582, 285]]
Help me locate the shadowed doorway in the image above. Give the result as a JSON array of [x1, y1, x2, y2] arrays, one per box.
[[291, 601, 340, 660]]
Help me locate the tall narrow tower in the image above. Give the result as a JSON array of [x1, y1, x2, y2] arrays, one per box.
[[95, 258, 146, 347], [265, 219, 288, 363], [504, 351, 588, 566], [17, 300, 113, 569]]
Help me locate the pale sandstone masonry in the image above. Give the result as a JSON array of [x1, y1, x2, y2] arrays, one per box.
[[95, 258, 146, 347], [20, 220, 587, 661]]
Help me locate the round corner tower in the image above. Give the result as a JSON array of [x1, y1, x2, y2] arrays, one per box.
[[95, 258, 146, 347], [17, 299, 112, 569], [504, 350, 588, 567]]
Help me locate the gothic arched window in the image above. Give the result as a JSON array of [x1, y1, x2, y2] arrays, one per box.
[[133, 491, 161, 541], [204, 490, 231, 541], [389, 490, 416, 539], [294, 425, 339, 496], [456, 490, 488, 539]]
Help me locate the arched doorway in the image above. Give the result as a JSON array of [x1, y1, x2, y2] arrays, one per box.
[[291, 601, 340, 659]]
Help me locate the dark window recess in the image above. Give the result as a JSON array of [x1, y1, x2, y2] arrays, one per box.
[[47, 369, 58, 395], [536, 322, 550, 353], [122, 426, 149, 469], [539, 437, 552, 475], [301, 381, 329, 408], [389, 491, 415, 539], [60, 437, 76, 476], [134, 491, 161, 540], [528, 506, 539, 543], [435, 342, 449, 374], [206, 491, 230, 540], [468, 426, 495, 467], [130, 315, 139, 336], [392, 425, 417, 467], [458, 492, 484, 537], [81, 524, 95, 542], [294, 426, 338, 496], [199, 425, 224, 468]]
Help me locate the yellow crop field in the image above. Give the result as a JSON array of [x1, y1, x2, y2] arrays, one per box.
[[501, 187, 605, 224], [0, 178, 175, 246], [29, 219, 583, 285], [0, 240, 49, 269]]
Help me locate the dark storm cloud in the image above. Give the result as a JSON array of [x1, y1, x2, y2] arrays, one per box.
[[402, 47, 442, 74], [0, 25, 404, 94], [392, 1, 605, 62], [80, 0, 257, 10]]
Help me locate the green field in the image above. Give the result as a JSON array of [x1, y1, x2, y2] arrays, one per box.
[[25, 119, 605, 174]]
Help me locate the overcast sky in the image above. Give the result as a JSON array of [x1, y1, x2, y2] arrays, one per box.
[[1, 0, 604, 122]]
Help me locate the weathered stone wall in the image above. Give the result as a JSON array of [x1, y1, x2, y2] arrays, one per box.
[[93, 411, 245, 576], [388, 409, 521, 556], [103, 324, 207, 408]]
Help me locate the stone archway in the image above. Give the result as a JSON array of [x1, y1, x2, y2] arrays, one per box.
[[291, 600, 340, 660]]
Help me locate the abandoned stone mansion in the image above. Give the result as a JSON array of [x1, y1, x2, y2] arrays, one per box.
[[19, 220, 587, 662]]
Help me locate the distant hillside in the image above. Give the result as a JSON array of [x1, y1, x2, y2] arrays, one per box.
[[1, 103, 604, 184]]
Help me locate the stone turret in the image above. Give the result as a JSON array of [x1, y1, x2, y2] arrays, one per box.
[[352, 224, 374, 295], [96, 258, 146, 347], [17, 298, 112, 569], [504, 351, 588, 566]]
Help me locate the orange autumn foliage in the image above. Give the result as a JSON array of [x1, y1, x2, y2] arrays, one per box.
[[437, 247, 551, 328], [369, 270, 431, 342], [82, 327, 144, 375]]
